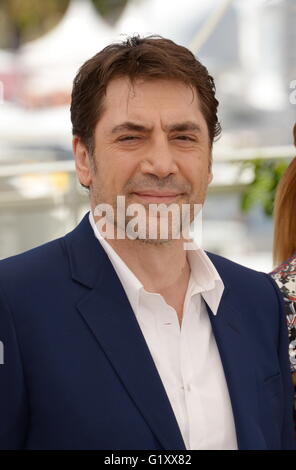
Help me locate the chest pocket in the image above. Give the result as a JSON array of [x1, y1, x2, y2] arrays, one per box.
[[264, 373, 282, 397]]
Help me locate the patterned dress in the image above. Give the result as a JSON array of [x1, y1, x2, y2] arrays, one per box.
[[270, 253, 296, 433]]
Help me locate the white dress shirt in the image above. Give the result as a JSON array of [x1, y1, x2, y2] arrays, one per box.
[[89, 212, 238, 450]]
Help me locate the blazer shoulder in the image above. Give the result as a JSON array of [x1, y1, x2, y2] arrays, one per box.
[[206, 251, 265, 278], [206, 252, 285, 342], [206, 251, 279, 299], [0, 236, 67, 285]]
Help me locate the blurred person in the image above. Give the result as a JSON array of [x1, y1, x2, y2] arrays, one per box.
[[0, 35, 295, 450], [271, 123, 296, 434]]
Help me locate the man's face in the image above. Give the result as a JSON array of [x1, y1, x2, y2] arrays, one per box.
[[74, 77, 213, 243]]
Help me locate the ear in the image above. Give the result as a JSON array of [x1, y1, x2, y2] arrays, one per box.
[[72, 136, 92, 188], [208, 170, 213, 184], [207, 150, 213, 184]]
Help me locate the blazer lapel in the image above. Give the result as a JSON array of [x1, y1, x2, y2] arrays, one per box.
[[205, 287, 268, 450], [63, 213, 186, 450]]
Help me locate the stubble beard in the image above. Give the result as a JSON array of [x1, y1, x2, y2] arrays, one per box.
[[92, 187, 201, 246], [91, 164, 204, 245]]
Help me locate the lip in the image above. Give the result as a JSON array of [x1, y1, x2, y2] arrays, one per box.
[[134, 191, 181, 196], [132, 191, 183, 203]]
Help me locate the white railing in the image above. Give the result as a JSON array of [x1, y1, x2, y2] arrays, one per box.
[[0, 145, 294, 178]]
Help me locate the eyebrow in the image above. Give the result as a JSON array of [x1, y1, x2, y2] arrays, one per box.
[[165, 121, 202, 133], [110, 120, 202, 135], [111, 122, 152, 134]]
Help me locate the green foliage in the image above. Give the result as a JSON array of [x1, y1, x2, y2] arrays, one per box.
[[240, 158, 289, 217], [92, 0, 128, 17], [0, 0, 70, 46], [0, 0, 128, 48]]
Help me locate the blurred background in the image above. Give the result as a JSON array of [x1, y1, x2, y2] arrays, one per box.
[[0, 0, 295, 270]]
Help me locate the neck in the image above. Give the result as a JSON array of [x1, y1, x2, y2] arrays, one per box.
[[91, 208, 192, 325], [107, 235, 191, 327], [106, 235, 190, 294]]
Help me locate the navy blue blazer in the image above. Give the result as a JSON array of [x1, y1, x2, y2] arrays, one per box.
[[0, 213, 295, 450]]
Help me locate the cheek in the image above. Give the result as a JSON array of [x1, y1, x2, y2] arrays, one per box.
[[99, 156, 137, 192], [180, 159, 210, 186], [116, 156, 139, 180]]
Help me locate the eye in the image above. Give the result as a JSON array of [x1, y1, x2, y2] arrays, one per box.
[[175, 135, 196, 141], [118, 135, 140, 141]]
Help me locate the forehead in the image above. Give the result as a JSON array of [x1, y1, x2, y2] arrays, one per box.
[[98, 77, 206, 128]]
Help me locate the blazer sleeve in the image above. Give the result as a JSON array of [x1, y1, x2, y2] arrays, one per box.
[[264, 273, 296, 449], [0, 284, 28, 449]]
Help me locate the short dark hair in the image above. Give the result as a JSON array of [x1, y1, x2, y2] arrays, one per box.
[[70, 34, 221, 155]]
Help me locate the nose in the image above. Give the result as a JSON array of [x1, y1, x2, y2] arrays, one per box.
[[139, 136, 178, 179]]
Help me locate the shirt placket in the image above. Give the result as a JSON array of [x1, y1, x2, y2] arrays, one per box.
[[180, 293, 208, 450]]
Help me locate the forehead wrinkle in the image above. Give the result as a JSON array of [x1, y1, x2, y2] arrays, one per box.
[[125, 79, 139, 116], [104, 78, 205, 137], [124, 78, 195, 116]]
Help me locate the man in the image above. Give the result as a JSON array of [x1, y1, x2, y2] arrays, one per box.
[[0, 35, 295, 450]]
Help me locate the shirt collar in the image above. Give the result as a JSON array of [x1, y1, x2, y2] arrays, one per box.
[[89, 211, 224, 316], [186, 248, 224, 314]]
